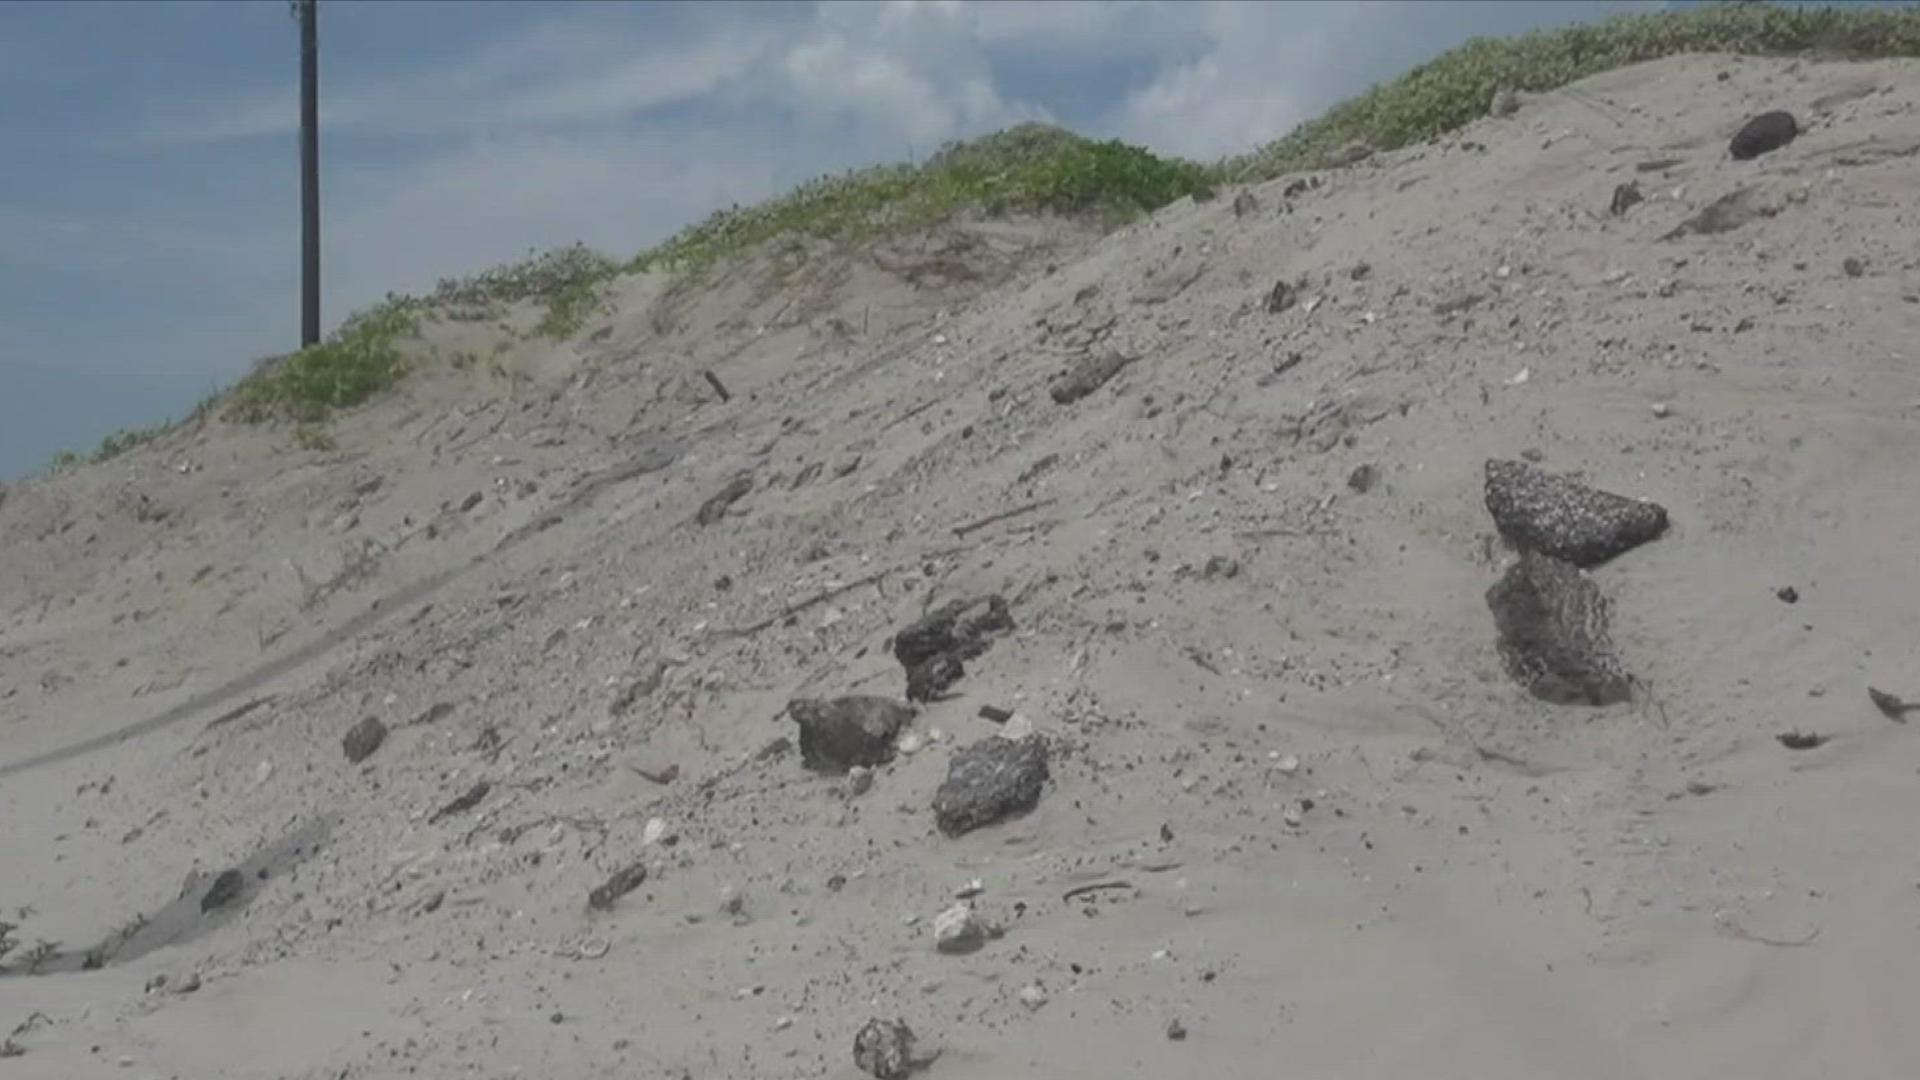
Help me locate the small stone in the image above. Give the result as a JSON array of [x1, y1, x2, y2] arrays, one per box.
[[846, 766, 874, 797], [1650, 402, 1671, 418], [933, 735, 1050, 837], [341, 716, 388, 764], [642, 817, 668, 846], [1843, 256, 1867, 278], [1050, 352, 1137, 405], [897, 733, 924, 756], [1347, 463, 1378, 493], [996, 713, 1035, 741], [894, 596, 1013, 702], [933, 902, 986, 954], [1018, 983, 1049, 1010], [1231, 191, 1259, 218], [200, 869, 245, 913], [853, 1018, 917, 1080], [1274, 754, 1300, 775], [1282, 804, 1304, 829], [788, 697, 914, 773], [1489, 85, 1519, 117], [1167, 1019, 1189, 1042], [1776, 586, 1799, 604], [696, 474, 754, 525], [587, 862, 648, 912]]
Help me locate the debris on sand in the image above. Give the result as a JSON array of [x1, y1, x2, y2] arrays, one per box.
[[893, 596, 1013, 702], [341, 715, 388, 764], [789, 697, 914, 773], [429, 781, 491, 824], [1662, 188, 1772, 240], [933, 735, 1049, 836], [853, 1018, 918, 1080], [1050, 352, 1137, 405], [1869, 687, 1917, 722], [1777, 731, 1829, 751], [1484, 459, 1667, 567], [587, 862, 649, 911], [1609, 181, 1644, 217], [933, 902, 987, 954], [199, 869, 245, 913], [696, 474, 754, 526], [1486, 551, 1632, 706], [1730, 110, 1798, 161]]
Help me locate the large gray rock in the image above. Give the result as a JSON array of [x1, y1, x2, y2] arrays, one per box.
[[1484, 459, 1667, 567], [933, 735, 1049, 836], [853, 1017, 917, 1080], [1486, 551, 1632, 706], [893, 595, 1013, 702], [789, 697, 914, 773]]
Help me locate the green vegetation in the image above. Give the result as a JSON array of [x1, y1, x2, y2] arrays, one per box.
[[627, 124, 1210, 276], [1222, 2, 1920, 180], [126, 0, 1920, 444]]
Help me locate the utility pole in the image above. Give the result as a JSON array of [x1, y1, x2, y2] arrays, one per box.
[[294, 0, 320, 348]]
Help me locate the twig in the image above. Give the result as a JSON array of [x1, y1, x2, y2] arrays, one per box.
[[713, 570, 889, 638], [1062, 881, 1134, 903], [885, 398, 941, 431], [702, 371, 732, 403], [952, 498, 1057, 538], [1714, 912, 1821, 948]]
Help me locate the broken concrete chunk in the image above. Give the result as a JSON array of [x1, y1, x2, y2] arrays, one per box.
[[1487, 551, 1632, 706], [1050, 352, 1136, 405], [1484, 459, 1667, 567], [341, 716, 388, 764], [853, 1018, 917, 1080], [1729, 110, 1798, 161], [695, 474, 753, 526], [789, 697, 914, 774], [894, 596, 1012, 702], [934, 735, 1049, 837]]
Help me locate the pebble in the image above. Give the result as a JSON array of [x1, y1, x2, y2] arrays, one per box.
[[1283, 804, 1305, 828], [1274, 753, 1300, 775], [897, 733, 924, 756], [1651, 402, 1671, 418], [642, 817, 668, 846], [1167, 1019, 1189, 1041], [846, 766, 874, 797], [933, 902, 986, 954], [1018, 983, 1049, 1010]]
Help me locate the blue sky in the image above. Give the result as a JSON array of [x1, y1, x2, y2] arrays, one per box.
[[0, 0, 1704, 477]]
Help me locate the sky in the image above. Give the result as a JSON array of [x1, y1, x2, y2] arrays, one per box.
[[0, 0, 1730, 477]]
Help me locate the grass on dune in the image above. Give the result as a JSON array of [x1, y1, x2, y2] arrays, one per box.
[[129, 0, 1920, 437]]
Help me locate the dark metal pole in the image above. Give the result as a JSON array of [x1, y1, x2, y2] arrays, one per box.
[[299, 0, 320, 347]]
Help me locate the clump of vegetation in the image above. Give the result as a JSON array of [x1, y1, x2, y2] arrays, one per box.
[[628, 123, 1211, 275], [223, 297, 418, 423], [1220, 2, 1920, 180]]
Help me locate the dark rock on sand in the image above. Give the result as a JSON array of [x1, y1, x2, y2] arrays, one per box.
[[1484, 459, 1667, 567], [1050, 352, 1136, 405], [894, 596, 1012, 702], [200, 869, 245, 913], [696, 474, 753, 526], [1486, 551, 1632, 706], [934, 735, 1050, 836], [853, 1018, 918, 1080], [341, 715, 388, 764], [789, 697, 914, 773], [1729, 110, 1797, 161]]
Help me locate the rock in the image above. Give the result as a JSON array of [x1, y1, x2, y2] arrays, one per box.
[[587, 862, 648, 911], [933, 902, 986, 954], [1609, 181, 1644, 217], [789, 697, 913, 773], [1167, 1018, 1189, 1041], [1776, 585, 1799, 604], [173, 971, 202, 994], [1730, 110, 1798, 161], [341, 716, 388, 764], [1347, 463, 1378, 493], [846, 766, 874, 797], [695, 474, 753, 526], [1264, 278, 1298, 314], [1489, 85, 1519, 117], [893, 596, 1012, 702], [1486, 551, 1632, 706], [1050, 351, 1136, 405], [1231, 191, 1259, 218], [1018, 983, 1049, 1010], [933, 735, 1049, 837], [1843, 256, 1867, 278], [904, 653, 965, 703], [200, 869, 245, 913], [853, 1018, 917, 1080], [1484, 459, 1667, 567]]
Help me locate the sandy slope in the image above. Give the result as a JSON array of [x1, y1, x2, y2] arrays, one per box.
[[4, 53, 1920, 1079]]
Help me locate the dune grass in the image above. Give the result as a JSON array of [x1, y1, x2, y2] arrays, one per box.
[[177, 0, 1920, 434]]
